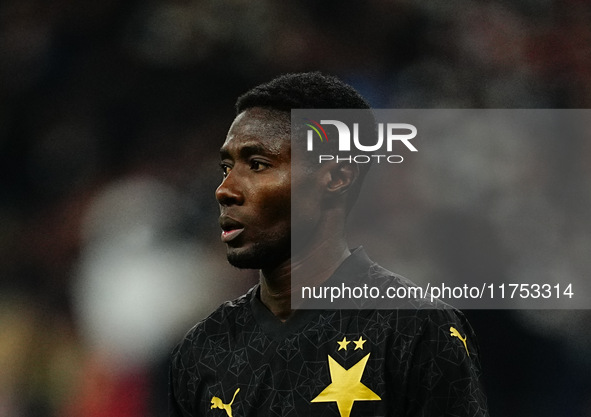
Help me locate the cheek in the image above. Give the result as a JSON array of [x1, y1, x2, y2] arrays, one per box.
[[269, 173, 292, 209], [255, 182, 292, 227]]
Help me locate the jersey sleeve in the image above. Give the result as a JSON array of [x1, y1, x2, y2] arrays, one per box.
[[403, 308, 489, 417]]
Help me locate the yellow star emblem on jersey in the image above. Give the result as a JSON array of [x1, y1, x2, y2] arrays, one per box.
[[337, 337, 350, 351], [353, 337, 366, 350], [311, 353, 381, 417]]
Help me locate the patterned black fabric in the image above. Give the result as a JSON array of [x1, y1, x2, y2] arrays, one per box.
[[169, 248, 489, 417]]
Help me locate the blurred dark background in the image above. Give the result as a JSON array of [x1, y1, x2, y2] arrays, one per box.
[[1, 1, 590, 416]]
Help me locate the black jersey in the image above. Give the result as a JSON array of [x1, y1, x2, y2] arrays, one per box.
[[169, 248, 489, 417]]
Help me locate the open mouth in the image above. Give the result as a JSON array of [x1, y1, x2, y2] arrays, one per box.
[[219, 216, 245, 243]]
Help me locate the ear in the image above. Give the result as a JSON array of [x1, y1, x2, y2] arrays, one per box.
[[325, 162, 359, 195]]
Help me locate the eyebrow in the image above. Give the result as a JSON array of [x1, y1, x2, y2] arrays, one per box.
[[219, 143, 280, 160]]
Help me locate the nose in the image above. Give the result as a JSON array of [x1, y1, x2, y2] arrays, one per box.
[[215, 171, 244, 206]]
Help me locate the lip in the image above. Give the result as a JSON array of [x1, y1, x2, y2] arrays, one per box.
[[221, 228, 244, 242], [219, 215, 245, 243]]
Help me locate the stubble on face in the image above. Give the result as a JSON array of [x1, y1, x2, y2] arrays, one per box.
[[226, 234, 290, 270]]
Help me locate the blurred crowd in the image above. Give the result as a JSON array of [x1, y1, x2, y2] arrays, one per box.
[[0, 1, 590, 416]]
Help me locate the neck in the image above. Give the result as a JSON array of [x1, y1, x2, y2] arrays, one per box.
[[259, 229, 350, 321]]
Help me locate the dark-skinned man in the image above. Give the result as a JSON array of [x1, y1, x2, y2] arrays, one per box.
[[169, 72, 489, 417]]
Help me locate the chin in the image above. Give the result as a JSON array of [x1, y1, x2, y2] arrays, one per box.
[[228, 255, 262, 269], [227, 253, 262, 269], [226, 243, 288, 270]]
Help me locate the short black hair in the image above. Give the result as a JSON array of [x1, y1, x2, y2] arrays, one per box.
[[235, 72, 373, 213], [236, 72, 370, 113]]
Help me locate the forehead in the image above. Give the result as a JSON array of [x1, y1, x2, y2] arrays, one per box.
[[221, 107, 290, 156]]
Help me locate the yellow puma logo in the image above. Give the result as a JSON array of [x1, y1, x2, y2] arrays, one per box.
[[211, 388, 240, 417], [450, 327, 469, 356]]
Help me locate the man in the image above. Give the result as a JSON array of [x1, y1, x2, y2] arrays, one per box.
[[169, 72, 489, 417]]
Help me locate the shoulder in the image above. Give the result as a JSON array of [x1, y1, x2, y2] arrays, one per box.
[[369, 264, 476, 337], [171, 285, 255, 356], [361, 257, 453, 311], [360, 258, 479, 346]]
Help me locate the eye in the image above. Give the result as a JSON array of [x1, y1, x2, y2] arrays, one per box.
[[219, 162, 232, 177], [249, 159, 269, 172]]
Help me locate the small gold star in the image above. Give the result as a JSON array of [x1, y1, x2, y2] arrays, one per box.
[[353, 337, 366, 350], [337, 337, 350, 351]]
